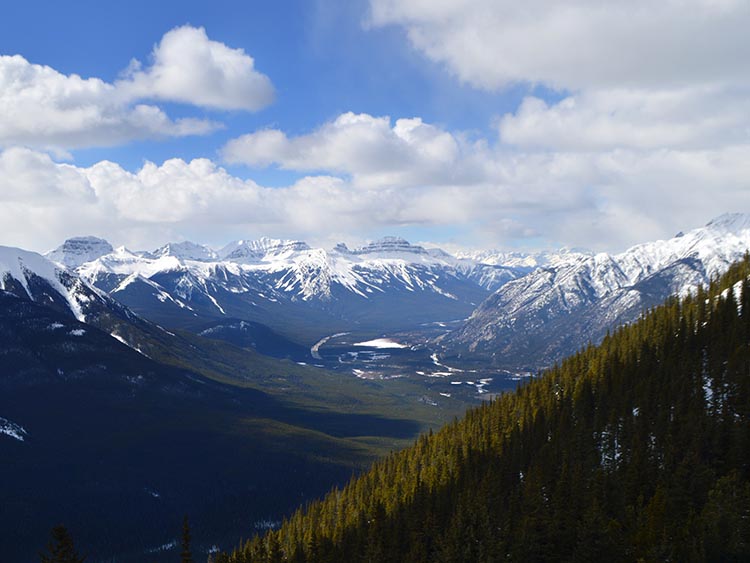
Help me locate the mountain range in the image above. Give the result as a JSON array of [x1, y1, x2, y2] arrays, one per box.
[[37, 213, 750, 370], [439, 213, 750, 368], [42, 235, 530, 346], [0, 244, 453, 562], [3, 213, 750, 560]]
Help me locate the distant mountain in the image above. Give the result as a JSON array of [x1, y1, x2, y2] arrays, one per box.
[[50, 237, 533, 343], [440, 213, 750, 368], [454, 247, 591, 269], [1, 244, 131, 324], [153, 241, 220, 261], [45, 236, 113, 268]]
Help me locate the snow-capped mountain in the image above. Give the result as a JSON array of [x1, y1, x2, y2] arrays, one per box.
[[50, 236, 532, 341], [220, 237, 312, 262], [45, 236, 114, 269], [439, 213, 750, 368], [153, 241, 219, 261], [0, 245, 185, 358], [1, 245, 107, 322], [454, 248, 591, 269]]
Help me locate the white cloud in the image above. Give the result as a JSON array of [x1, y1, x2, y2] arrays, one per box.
[[2, 134, 748, 253], [368, 0, 750, 92], [0, 54, 218, 152], [121, 25, 274, 111], [222, 111, 482, 187], [499, 87, 750, 151], [0, 26, 273, 151], [350, 0, 750, 249]]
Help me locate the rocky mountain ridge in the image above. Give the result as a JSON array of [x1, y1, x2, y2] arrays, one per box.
[[439, 213, 750, 367]]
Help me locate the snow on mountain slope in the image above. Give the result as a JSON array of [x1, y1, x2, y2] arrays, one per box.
[[58, 236, 534, 338], [220, 238, 312, 262], [45, 236, 114, 269], [0, 416, 27, 442], [153, 241, 219, 261], [454, 248, 591, 269], [440, 213, 750, 368], [1, 245, 94, 321], [74, 237, 528, 303], [0, 245, 161, 355]]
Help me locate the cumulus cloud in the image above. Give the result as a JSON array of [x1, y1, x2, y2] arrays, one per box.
[[2, 132, 748, 253], [347, 0, 750, 249], [218, 109, 749, 250], [499, 87, 750, 151], [368, 0, 750, 92], [0, 26, 273, 151], [222, 112, 486, 187], [120, 25, 274, 111]]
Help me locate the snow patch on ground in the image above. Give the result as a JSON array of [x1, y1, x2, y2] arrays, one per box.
[[110, 332, 150, 358], [353, 338, 407, 349], [147, 540, 177, 553], [0, 417, 27, 441]]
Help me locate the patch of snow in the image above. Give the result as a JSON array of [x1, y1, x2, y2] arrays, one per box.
[[68, 329, 86, 337], [147, 540, 178, 553], [144, 488, 161, 499], [0, 417, 27, 442], [353, 338, 407, 349], [110, 332, 150, 358]]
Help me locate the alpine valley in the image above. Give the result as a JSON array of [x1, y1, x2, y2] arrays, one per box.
[[44, 213, 750, 374], [2, 213, 750, 561]]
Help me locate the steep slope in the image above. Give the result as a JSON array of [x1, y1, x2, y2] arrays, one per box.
[[222, 257, 750, 563], [0, 290, 434, 563], [2, 247, 473, 561], [441, 214, 750, 368], [1, 244, 130, 324]]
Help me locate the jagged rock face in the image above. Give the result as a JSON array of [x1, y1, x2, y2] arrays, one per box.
[[45, 236, 114, 268], [220, 238, 312, 262], [152, 241, 219, 261], [352, 236, 428, 256], [440, 214, 750, 369]]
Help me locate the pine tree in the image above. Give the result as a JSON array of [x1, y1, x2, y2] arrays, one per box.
[[181, 515, 194, 563], [39, 525, 86, 563]]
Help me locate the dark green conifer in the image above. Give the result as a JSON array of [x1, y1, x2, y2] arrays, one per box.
[[181, 515, 194, 563], [39, 525, 85, 563]]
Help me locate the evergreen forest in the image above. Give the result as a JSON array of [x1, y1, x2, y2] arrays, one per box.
[[218, 258, 750, 562]]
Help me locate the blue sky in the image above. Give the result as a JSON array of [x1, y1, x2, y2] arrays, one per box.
[[0, 0, 748, 252]]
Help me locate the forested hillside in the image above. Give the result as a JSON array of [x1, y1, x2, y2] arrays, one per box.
[[220, 257, 750, 562]]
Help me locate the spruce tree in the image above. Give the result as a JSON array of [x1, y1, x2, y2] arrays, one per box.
[[39, 525, 85, 563], [181, 515, 194, 563]]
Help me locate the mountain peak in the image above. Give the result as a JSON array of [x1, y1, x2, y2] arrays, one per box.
[[152, 241, 218, 261], [46, 236, 114, 268], [705, 213, 750, 233], [354, 237, 427, 255], [220, 237, 311, 262]]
